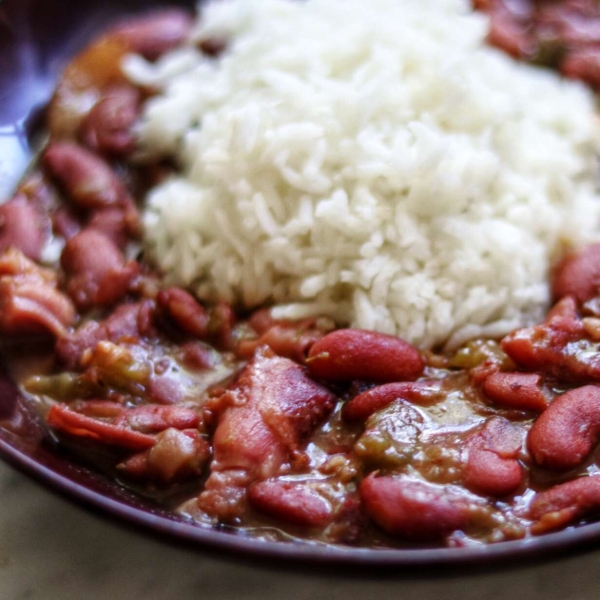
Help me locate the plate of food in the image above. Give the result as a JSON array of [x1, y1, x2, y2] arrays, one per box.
[[3, 0, 600, 567]]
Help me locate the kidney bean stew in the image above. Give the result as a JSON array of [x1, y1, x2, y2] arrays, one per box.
[[3, 3, 600, 550]]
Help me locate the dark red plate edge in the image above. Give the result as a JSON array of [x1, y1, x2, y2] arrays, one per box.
[[2, 426, 600, 571]]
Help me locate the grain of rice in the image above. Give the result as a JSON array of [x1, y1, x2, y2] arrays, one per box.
[[126, 0, 600, 349]]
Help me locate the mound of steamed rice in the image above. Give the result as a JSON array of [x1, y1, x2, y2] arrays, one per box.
[[125, 0, 600, 349]]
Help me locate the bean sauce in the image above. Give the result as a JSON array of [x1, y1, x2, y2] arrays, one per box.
[[3, 4, 600, 550]]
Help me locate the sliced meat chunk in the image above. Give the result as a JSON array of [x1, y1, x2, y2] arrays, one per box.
[[198, 347, 336, 520], [560, 48, 600, 90], [501, 310, 600, 382], [307, 329, 424, 383], [113, 405, 201, 433], [0, 276, 76, 338], [482, 372, 548, 412], [47, 403, 156, 451], [0, 249, 75, 337]]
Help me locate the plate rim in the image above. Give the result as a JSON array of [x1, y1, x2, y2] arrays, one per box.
[[2, 427, 600, 569]]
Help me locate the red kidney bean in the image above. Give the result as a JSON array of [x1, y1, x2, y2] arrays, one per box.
[[52, 206, 82, 240], [178, 341, 221, 371], [360, 475, 471, 541], [258, 323, 324, 363], [0, 248, 45, 277], [464, 418, 524, 497], [528, 385, 600, 471], [43, 142, 129, 210], [342, 380, 444, 422], [157, 288, 209, 338], [0, 195, 46, 261], [482, 372, 548, 412], [80, 85, 140, 157], [552, 243, 600, 303], [91, 197, 142, 242], [306, 329, 424, 383], [529, 476, 600, 535], [487, 1, 535, 58], [60, 229, 139, 310], [560, 48, 600, 90], [568, 20, 600, 46], [47, 403, 156, 451], [102, 300, 154, 339], [515, 315, 582, 357], [206, 301, 235, 349], [111, 9, 193, 61], [248, 479, 334, 527], [480, 416, 524, 458], [198, 469, 252, 522]]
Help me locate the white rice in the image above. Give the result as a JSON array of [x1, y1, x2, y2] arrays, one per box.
[[125, 0, 600, 349]]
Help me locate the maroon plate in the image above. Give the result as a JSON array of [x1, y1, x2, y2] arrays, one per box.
[[2, 0, 600, 568]]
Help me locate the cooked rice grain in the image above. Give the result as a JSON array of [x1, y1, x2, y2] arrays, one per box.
[[127, 0, 600, 349]]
